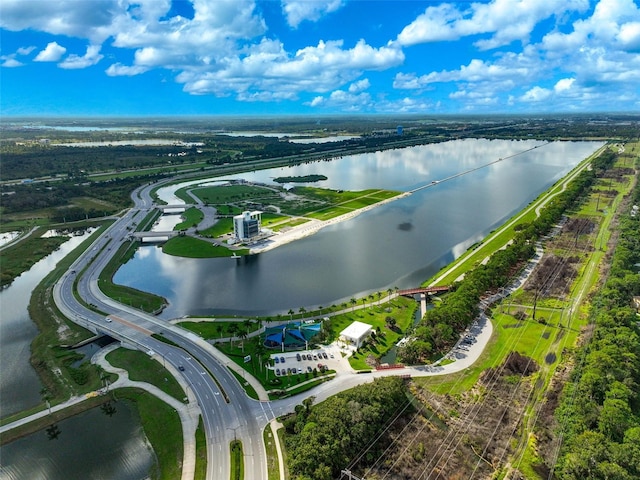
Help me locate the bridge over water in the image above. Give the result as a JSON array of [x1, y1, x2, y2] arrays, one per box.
[[131, 231, 178, 242], [397, 285, 450, 296]]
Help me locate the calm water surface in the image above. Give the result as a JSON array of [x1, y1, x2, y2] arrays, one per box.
[[0, 401, 156, 480], [0, 230, 155, 480], [0, 230, 94, 417], [119, 139, 603, 318]]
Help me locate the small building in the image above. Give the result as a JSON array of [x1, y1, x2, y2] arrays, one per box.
[[233, 210, 262, 241], [339, 321, 373, 349]]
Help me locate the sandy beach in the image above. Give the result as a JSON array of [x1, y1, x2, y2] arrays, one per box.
[[248, 191, 411, 254]]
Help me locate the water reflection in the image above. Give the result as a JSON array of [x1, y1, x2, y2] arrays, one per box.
[[0, 229, 95, 418], [118, 140, 603, 318], [0, 401, 156, 480]]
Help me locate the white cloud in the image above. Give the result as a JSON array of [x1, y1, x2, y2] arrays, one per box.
[[395, 0, 590, 49], [59, 45, 104, 69], [1, 55, 23, 67], [306, 88, 372, 111], [617, 21, 640, 50], [554, 77, 575, 93], [0, 0, 121, 43], [281, 0, 344, 28], [348, 78, 370, 93], [17, 46, 36, 55], [520, 86, 552, 102], [106, 63, 149, 76], [34, 42, 67, 62], [178, 39, 402, 100]]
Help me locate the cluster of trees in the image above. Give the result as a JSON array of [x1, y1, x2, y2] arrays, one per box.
[[399, 155, 610, 364], [1, 174, 164, 221], [283, 377, 407, 480], [553, 179, 640, 479], [0, 145, 201, 181]]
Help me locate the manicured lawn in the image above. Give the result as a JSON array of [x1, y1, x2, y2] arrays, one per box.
[[174, 207, 203, 231], [162, 236, 248, 258], [180, 320, 262, 339], [106, 348, 186, 402], [192, 184, 277, 204], [199, 218, 233, 237]]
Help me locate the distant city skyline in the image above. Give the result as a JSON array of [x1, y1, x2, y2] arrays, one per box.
[[1, 0, 639, 117]]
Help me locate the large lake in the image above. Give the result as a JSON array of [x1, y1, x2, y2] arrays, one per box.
[[115, 139, 603, 318]]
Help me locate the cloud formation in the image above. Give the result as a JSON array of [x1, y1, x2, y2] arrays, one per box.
[[282, 0, 344, 28], [1, 0, 639, 113], [34, 42, 67, 62]]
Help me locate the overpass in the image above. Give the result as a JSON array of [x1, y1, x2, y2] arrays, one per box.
[[158, 204, 187, 213], [131, 230, 179, 242]]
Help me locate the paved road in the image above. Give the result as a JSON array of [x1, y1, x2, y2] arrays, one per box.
[[52, 178, 270, 480], [44, 143, 598, 479]]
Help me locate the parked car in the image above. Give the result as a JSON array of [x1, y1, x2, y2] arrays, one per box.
[[296, 353, 301, 361], [297, 368, 302, 373], [307, 366, 312, 373], [280, 356, 285, 363], [274, 357, 279, 364], [275, 368, 280, 375], [322, 352, 328, 359]]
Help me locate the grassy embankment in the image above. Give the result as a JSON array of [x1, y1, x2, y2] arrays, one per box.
[[23, 223, 114, 411], [264, 424, 281, 480], [0, 221, 107, 288], [161, 184, 400, 258], [96, 210, 167, 313], [415, 145, 629, 395]]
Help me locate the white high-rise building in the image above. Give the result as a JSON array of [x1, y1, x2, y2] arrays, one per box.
[[233, 211, 262, 240]]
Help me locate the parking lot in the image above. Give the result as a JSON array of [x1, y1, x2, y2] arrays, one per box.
[[270, 346, 345, 377]]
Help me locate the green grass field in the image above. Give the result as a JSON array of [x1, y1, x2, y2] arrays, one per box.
[[162, 236, 248, 257]]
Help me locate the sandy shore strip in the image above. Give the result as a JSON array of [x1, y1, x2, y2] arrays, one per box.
[[248, 191, 411, 254]]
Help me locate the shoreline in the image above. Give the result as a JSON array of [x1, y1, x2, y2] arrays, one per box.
[[247, 191, 411, 254]]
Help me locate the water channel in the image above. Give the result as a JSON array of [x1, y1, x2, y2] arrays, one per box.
[[116, 139, 603, 319], [0, 230, 155, 480]]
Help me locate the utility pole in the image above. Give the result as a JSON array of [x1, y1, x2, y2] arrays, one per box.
[[341, 470, 365, 480]]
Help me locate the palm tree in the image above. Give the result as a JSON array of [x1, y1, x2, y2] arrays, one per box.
[[299, 306, 306, 318], [243, 318, 252, 332], [387, 287, 393, 299], [238, 328, 248, 352], [288, 309, 294, 320], [254, 340, 266, 372], [228, 323, 239, 346], [350, 298, 357, 311], [40, 387, 52, 415]]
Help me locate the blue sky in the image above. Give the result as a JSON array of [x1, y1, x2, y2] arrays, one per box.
[[1, 0, 639, 116]]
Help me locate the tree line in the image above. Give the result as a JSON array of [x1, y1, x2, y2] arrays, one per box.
[[552, 175, 640, 479], [282, 377, 408, 480], [399, 151, 616, 364]]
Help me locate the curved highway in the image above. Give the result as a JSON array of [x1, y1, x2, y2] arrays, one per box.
[[54, 180, 272, 480]]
